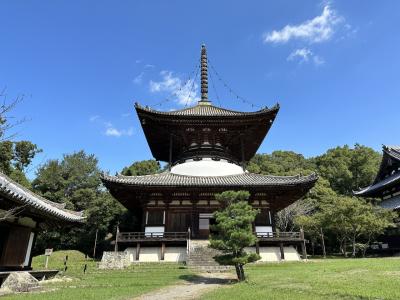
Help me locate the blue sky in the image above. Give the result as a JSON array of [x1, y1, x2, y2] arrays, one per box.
[[1, 1, 399, 177]]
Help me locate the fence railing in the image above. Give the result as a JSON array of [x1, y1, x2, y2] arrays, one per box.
[[256, 231, 302, 239], [117, 231, 303, 242], [117, 232, 188, 242]]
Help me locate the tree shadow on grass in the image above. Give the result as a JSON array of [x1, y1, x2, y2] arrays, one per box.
[[179, 274, 236, 285]]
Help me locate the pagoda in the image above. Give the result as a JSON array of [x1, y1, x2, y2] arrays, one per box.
[[101, 45, 317, 263]]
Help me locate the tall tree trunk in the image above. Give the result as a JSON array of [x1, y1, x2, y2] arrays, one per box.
[[320, 228, 326, 258], [343, 239, 348, 257], [352, 236, 356, 257]]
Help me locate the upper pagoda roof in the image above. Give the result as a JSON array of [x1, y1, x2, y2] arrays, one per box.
[[135, 102, 279, 118], [0, 171, 85, 223], [354, 145, 400, 198]]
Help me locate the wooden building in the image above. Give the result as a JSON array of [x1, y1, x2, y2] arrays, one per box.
[[101, 45, 318, 263], [354, 145, 400, 249], [0, 171, 84, 272]]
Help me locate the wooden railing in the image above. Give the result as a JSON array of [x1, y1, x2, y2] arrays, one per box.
[[117, 232, 188, 242], [256, 232, 303, 240]]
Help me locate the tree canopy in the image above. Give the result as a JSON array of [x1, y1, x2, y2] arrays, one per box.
[[210, 190, 260, 281]]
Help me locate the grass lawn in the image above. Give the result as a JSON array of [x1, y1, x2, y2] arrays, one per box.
[[2, 250, 191, 300], [3, 251, 400, 300], [201, 258, 400, 300]]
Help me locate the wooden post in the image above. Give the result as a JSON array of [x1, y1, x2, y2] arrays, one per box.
[[93, 229, 98, 259], [300, 228, 307, 260], [279, 243, 285, 260], [114, 223, 119, 253], [320, 228, 326, 259], [255, 241, 260, 255], [161, 242, 165, 260], [136, 243, 140, 261]]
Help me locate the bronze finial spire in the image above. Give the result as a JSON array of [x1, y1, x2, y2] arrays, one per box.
[[200, 44, 210, 103]]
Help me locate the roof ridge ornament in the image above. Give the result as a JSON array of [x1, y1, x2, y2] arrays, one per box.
[[199, 44, 210, 105]]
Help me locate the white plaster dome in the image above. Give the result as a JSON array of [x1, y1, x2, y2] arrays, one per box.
[[170, 158, 245, 176]]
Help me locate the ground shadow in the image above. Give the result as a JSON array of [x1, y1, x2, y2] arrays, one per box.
[[179, 274, 236, 285]]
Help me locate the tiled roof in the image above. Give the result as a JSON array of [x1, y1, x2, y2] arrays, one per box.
[[135, 102, 279, 117], [0, 171, 85, 222], [101, 171, 318, 187], [380, 194, 400, 210], [354, 171, 400, 196], [384, 145, 400, 161], [355, 145, 400, 197]]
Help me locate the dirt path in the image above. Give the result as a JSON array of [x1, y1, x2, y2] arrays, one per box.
[[133, 273, 235, 300]]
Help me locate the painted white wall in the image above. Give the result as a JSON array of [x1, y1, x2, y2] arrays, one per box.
[[139, 247, 161, 262], [164, 247, 187, 262], [23, 232, 35, 266], [171, 158, 244, 176], [245, 246, 301, 262], [124, 248, 137, 262]]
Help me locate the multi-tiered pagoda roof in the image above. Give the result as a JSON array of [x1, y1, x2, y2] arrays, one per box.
[[101, 45, 317, 213]]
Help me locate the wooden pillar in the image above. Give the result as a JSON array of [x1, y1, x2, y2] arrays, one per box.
[[161, 242, 165, 261], [300, 229, 307, 260], [255, 241, 260, 255], [279, 243, 285, 260], [136, 243, 140, 261]]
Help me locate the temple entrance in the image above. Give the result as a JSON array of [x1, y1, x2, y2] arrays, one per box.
[[167, 212, 190, 232]]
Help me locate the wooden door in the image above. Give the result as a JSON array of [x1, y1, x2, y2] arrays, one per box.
[[0, 226, 31, 269], [167, 212, 190, 232]]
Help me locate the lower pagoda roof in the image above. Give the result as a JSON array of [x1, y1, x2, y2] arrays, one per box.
[[101, 172, 318, 211], [102, 171, 317, 187]]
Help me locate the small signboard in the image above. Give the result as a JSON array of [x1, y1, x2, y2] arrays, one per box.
[[45, 248, 53, 256]]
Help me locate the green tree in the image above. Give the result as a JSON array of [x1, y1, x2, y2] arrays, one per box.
[[315, 144, 381, 195], [312, 195, 395, 257], [32, 150, 125, 256], [210, 191, 260, 281], [121, 159, 161, 176]]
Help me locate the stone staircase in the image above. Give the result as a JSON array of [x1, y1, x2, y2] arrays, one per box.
[[187, 240, 232, 272]]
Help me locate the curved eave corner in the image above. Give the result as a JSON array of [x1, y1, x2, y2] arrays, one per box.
[[134, 101, 280, 118], [0, 171, 85, 223]]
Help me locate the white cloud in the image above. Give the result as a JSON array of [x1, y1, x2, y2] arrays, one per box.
[[133, 72, 144, 84], [89, 115, 100, 122], [135, 59, 142, 64], [149, 71, 199, 106], [104, 123, 134, 137], [287, 48, 325, 66], [263, 5, 343, 44], [144, 64, 155, 69]]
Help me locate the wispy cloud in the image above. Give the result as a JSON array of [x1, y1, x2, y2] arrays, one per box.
[[89, 115, 100, 122], [263, 5, 343, 44], [133, 72, 144, 85], [287, 48, 325, 66], [149, 71, 199, 106], [89, 115, 134, 137], [144, 64, 155, 69], [104, 123, 134, 137]]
